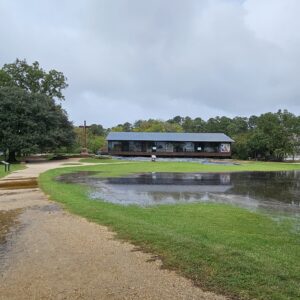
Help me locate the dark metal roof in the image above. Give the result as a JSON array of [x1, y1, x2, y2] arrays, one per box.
[[106, 132, 234, 142]]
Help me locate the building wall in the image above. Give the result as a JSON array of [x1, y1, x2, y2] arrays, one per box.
[[108, 140, 231, 155]]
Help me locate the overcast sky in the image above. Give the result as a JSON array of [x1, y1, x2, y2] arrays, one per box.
[[1, 0, 300, 127]]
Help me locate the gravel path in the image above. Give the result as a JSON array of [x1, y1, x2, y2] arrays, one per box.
[[0, 160, 227, 300]]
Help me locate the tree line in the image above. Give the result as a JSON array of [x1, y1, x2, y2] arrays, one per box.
[[1, 59, 299, 162], [110, 112, 300, 161]]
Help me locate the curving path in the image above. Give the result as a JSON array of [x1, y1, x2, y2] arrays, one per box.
[[0, 159, 226, 300]]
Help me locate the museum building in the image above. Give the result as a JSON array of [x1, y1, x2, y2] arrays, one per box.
[[106, 132, 234, 158]]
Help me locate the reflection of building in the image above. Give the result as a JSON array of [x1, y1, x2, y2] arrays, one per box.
[[95, 172, 233, 205], [107, 184, 232, 193], [107, 132, 234, 158]]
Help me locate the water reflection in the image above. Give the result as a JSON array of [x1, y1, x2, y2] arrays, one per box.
[[57, 171, 300, 215]]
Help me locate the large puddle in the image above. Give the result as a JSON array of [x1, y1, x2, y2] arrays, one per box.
[[57, 171, 300, 216]]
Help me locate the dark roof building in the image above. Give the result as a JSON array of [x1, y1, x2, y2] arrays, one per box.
[[107, 132, 234, 158]]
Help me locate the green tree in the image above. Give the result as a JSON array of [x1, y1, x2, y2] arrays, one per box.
[[276, 110, 300, 159], [0, 87, 75, 161], [89, 124, 106, 136], [110, 122, 132, 132], [87, 135, 106, 154], [181, 117, 194, 132], [168, 115, 184, 126], [231, 132, 251, 160], [133, 119, 182, 132], [176, 116, 207, 132], [107, 111, 300, 161], [0, 59, 68, 101], [111, 125, 125, 132], [245, 111, 299, 161], [122, 122, 132, 132], [227, 117, 249, 136], [205, 116, 232, 134]]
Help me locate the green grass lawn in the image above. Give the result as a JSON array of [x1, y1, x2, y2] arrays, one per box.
[[80, 159, 300, 174], [0, 163, 26, 178], [79, 157, 126, 163], [39, 161, 300, 300]]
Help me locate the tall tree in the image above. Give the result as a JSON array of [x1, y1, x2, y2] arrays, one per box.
[[205, 116, 232, 134], [0, 59, 74, 161], [0, 87, 74, 161], [182, 117, 194, 132], [122, 122, 133, 132], [168, 115, 184, 125], [245, 111, 299, 161], [0, 59, 68, 101], [133, 119, 182, 132], [89, 124, 106, 136]]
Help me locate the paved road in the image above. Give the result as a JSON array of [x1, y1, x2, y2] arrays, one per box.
[[0, 159, 226, 300]]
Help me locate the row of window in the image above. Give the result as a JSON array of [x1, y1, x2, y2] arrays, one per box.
[[108, 141, 231, 153]]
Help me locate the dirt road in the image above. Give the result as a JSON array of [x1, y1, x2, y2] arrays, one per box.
[[0, 160, 226, 300]]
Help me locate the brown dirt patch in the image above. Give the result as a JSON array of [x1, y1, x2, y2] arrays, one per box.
[[0, 209, 21, 245]]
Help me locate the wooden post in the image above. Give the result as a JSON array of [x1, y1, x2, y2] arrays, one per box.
[[79, 120, 90, 154]]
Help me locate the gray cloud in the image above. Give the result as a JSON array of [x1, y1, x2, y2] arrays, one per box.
[[1, 0, 300, 127]]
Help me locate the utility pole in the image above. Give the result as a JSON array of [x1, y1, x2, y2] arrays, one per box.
[[79, 120, 90, 154]]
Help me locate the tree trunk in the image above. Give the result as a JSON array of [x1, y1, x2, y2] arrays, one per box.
[[8, 150, 17, 163]]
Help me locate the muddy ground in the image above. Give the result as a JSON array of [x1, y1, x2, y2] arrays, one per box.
[[0, 160, 226, 300]]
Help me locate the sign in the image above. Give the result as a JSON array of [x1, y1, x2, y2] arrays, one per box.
[[220, 143, 231, 153]]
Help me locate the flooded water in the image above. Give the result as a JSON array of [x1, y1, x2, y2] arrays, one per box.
[[57, 171, 300, 215]]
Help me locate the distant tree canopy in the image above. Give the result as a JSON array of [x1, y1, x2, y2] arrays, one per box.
[[108, 110, 300, 161], [89, 124, 106, 136], [1, 60, 299, 162], [0, 59, 74, 161], [73, 124, 107, 154], [111, 119, 183, 133]]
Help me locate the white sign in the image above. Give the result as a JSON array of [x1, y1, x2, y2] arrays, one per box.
[[220, 143, 230, 153]]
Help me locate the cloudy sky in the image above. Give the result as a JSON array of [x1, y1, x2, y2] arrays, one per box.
[[1, 0, 300, 127]]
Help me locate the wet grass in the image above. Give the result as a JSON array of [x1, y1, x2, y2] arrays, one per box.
[[39, 161, 300, 300], [82, 158, 300, 172], [76, 160, 300, 175], [79, 158, 120, 163], [0, 164, 26, 179]]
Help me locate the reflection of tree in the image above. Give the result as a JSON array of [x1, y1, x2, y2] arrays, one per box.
[[150, 192, 206, 203], [228, 172, 300, 205], [106, 172, 232, 186], [58, 171, 300, 208]]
